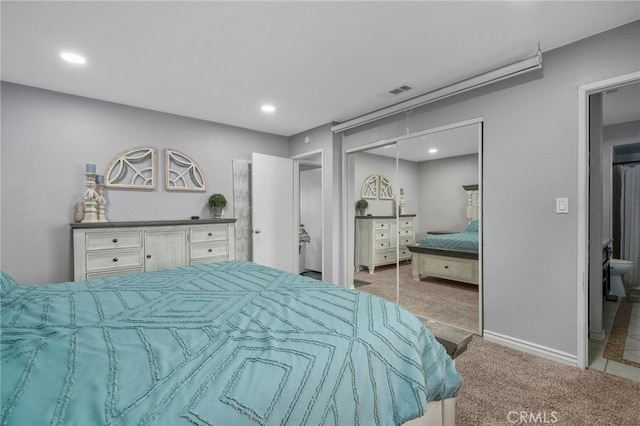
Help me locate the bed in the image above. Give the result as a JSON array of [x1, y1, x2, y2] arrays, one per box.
[[1, 260, 460, 425], [408, 221, 479, 285]]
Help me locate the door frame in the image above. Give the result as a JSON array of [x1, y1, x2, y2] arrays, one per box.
[[342, 116, 484, 334], [291, 149, 325, 280], [577, 71, 640, 369]]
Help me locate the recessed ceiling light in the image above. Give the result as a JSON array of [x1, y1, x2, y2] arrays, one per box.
[[60, 51, 86, 64], [261, 104, 275, 113], [429, 148, 438, 154]]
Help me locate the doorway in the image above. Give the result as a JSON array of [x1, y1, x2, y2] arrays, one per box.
[[344, 118, 483, 335], [292, 149, 324, 281], [578, 72, 640, 369]]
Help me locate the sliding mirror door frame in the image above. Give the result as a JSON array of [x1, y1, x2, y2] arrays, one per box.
[[343, 117, 484, 334]]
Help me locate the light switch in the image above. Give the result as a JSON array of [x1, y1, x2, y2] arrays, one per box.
[[556, 197, 569, 214]]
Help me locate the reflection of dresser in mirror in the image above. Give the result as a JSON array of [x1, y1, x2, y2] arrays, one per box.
[[355, 214, 415, 274]]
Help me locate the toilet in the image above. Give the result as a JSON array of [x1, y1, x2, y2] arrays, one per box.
[[609, 259, 634, 298]]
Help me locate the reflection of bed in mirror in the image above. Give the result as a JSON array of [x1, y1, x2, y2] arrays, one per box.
[[408, 185, 479, 285]]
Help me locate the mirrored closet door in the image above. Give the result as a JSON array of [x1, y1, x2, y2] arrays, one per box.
[[348, 121, 483, 334]]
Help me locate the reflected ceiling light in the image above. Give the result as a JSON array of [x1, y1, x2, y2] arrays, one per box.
[[261, 104, 275, 113], [429, 148, 438, 154], [60, 51, 86, 64]]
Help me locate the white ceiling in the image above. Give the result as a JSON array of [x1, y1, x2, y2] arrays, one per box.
[[366, 123, 480, 162], [1, 1, 639, 137]]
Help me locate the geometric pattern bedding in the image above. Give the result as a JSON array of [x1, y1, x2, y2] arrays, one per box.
[[1, 261, 460, 425], [417, 220, 479, 252]]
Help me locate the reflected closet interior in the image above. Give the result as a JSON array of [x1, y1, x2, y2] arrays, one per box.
[[347, 122, 482, 334]]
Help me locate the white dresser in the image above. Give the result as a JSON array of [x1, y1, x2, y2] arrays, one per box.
[[355, 215, 415, 274], [72, 219, 236, 281]]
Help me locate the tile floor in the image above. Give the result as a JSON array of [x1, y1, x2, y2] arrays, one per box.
[[589, 298, 640, 382], [624, 303, 640, 363]]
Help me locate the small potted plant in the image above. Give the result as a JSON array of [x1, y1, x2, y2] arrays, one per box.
[[208, 193, 227, 218], [356, 199, 368, 216]]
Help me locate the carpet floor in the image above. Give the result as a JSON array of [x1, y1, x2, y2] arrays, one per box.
[[354, 263, 479, 333], [456, 336, 640, 425]]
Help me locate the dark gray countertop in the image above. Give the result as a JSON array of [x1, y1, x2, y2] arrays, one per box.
[[355, 214, 416, 219], [70, 218, 236, 229]]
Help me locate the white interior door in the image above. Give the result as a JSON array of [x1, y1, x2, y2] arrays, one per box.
[[251, 152, 299, 273]]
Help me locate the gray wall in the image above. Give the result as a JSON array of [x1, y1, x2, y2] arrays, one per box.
[[417, 154, 478, 240], [1, 83, 289, 284], [339, 21, 640, 356], [351, 151, 419, 217], [289, 123, 342, 284]]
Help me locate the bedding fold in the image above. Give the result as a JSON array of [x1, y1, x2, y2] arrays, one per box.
[[1, 261, 460, 425]]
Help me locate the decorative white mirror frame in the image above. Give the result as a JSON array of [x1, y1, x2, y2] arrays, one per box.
[[361, 175, 378, 199], [361, 174, 394, 200], [378, 175, 394, 200], [104, 147, 157, 190], [165, 148, 206, 192]]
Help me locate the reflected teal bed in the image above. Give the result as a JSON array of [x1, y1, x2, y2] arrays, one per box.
[[1, 261, 460, 425], [408, 221, 480, 285], [415, 221, 479, 253]]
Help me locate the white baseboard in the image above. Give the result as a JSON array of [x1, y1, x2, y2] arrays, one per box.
[[483, 330, 578, 367], [589, 327, 606, 341]]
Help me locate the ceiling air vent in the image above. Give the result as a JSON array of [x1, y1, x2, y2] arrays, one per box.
[[378, 84, 415, 99]]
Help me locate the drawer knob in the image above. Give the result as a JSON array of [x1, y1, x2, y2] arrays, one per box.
[[444, 265, 449, 269], [113, 238, 118, 243], [208, 232, 212, 236], [208, 248, 213, 252], [147, 254, 152, 259], [113, 257, 118, 262]]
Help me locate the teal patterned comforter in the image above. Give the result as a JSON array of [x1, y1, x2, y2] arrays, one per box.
[[1, 261, 460, 425], [417, 221, 479, 252]]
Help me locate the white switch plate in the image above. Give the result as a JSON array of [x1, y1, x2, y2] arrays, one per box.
[[556, 197, 569, 214]]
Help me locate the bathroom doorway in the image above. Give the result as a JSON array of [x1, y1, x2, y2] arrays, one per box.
[[293, 150, 324, 280], [578, 72, 640, 375]]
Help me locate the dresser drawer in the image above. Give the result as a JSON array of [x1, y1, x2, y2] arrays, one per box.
[[375, 249, 396, 264], [189, 256, 228, 266], [374, 221, 392, 230], [86, 268, 143, 280], [374, 240, 391, 249], [85, 231, 142, 251], [425, 256, 475, 281], [374, 230, 391, 241], [86, 249, 143, 272], [399, 236, 414, 245], [398, 246, 412, 259], [190, 241, 229, 260], [399, 227, 414, 238], [190, 226, 229, 243], [400, 219, 413, 228]]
